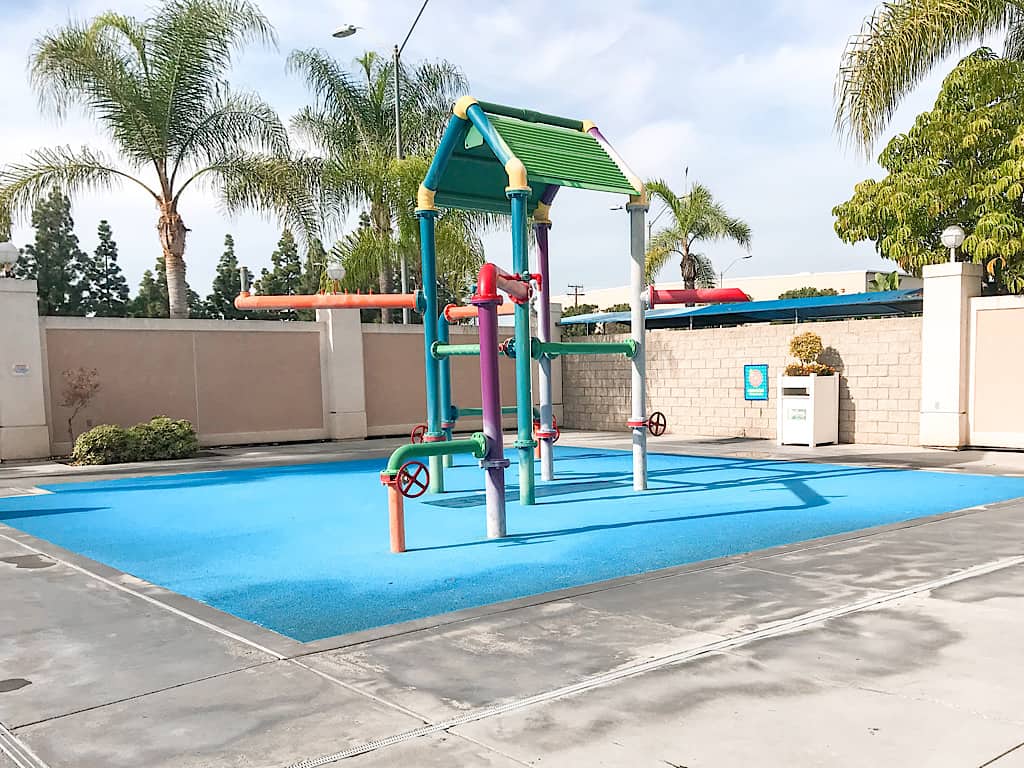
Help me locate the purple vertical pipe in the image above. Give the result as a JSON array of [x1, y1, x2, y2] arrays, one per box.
[[474, 296, 507, 538], [536, 185, 558, 481]]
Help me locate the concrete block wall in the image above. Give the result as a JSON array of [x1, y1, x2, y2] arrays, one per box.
[[563, 316, 923, 446]]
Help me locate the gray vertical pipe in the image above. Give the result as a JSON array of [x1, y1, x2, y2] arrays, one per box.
[[627, 197, 649, 490], [535, 221, 555, 481], [475, 296, 507, 538]]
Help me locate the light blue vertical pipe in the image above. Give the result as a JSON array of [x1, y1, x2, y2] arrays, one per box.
[[417, 209, 445, 492], [509, 190, 535, 505], [437, 312, 454, 469]]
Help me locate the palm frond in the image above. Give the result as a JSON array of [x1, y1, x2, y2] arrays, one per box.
[[169, 87, 289, 184], [0, 145, 157, 222], [644, 227, 682, 283], [835, 0, 1017, 155]]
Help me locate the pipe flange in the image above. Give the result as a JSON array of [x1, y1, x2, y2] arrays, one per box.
[[479, 457, 511, 470], [626, 419, 647, 428], [534, 430, 557, 439], [423, 434, 447, 443]]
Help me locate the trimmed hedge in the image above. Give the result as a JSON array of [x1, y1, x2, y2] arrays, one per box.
[[72, 416, 199, 465]]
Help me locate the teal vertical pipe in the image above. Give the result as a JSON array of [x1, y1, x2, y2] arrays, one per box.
[[437, 312, 454, 469], [509, 190, 535, 505], [417, 209, 445, 492]]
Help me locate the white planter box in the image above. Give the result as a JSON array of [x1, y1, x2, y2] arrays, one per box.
[[777, 374, 840, 447]]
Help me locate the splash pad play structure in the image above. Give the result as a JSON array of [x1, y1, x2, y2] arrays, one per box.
[[237, 97, 749, 552]]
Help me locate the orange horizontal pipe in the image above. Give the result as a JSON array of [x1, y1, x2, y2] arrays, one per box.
[[235, 292, 418, 311], [444, 302, 515, 321]]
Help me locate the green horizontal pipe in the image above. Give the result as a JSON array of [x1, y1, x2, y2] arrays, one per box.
[[476, 100, 583, 131], [432, 342, 481, 358], [384, 433, 487, 476], [533, 339, 637, 359], [455, 405, 519, 418]]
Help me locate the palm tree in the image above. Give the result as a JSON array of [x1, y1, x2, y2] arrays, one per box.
[[835, 0, 1023, 154], [288, 49, 481, 322], [0, 0, 291, 318], [644, 178, 752, 288]]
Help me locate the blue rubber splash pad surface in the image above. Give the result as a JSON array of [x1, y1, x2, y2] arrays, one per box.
[[2, 447, 1023, 642]]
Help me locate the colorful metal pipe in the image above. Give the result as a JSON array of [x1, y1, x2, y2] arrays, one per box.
[[433, 343, 482, 357], [444, 302, 515, 321], [628, 198, 649, 491], [380, 433, 488, 553], [648, 286, 751, 306], [509, 190, 536, 506], [417, 209, 445, 493], [382, 433, 487, 476], [437, 312, 455, 467], [471, 274, 509, 539], [534, 208, 556, 482], [234, 291, 421, 311], [532, 339, 637, 359], [455, 405, 518, 418]]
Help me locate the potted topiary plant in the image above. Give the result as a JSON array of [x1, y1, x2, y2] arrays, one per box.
[[777, 332, 839, 447]]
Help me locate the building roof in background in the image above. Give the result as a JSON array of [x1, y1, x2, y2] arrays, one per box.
[[559, 289, 923, 329]]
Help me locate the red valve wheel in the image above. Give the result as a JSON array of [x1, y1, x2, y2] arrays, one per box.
[[396, 460, 430, 498], [648, 411, 667, 437], [410, 424, 427, 444], [553, 415, 561, 443]]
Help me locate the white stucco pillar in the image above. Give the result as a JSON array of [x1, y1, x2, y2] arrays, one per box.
[[0, 279, 51, 460], [919, 262, 984, 448], [317, 308, 368, 440]]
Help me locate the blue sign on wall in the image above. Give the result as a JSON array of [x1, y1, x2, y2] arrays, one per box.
[[744, 364, 769, 401]]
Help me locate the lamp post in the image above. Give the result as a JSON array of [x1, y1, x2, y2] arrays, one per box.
[[941, 224, 966, 263], [719, 253, 752, 286], [335, 0, 430, 324], [0, 242, 19, 277]]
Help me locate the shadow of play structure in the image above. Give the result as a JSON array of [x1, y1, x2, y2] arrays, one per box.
[[236, 97, 748, 552]]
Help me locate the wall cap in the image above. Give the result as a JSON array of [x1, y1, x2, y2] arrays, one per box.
[[922, 262, 984, 278]]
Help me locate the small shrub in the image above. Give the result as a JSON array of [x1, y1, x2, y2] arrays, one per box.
[[127, 417, 200, 461], [72, 417, 199, 465], [72, 424, 134, 465], [786, 332, 835, 376]]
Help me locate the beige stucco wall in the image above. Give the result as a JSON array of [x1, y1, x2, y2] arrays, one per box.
[[970, 297, 1024, 445], [562, 316, 923, 446], [361, 324, 519, 436], [43, 318, 326, 453]]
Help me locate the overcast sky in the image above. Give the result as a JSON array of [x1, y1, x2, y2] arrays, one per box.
[[3, 0, 970, 297]]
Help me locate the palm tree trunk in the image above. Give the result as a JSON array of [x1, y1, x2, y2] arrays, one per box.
[[371, 200, 393, 324], [680, 240, 697, 291], [157, 199, 189, 319]]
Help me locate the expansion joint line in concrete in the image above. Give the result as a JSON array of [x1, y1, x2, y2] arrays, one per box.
[[0, 722, 50, 768], [283, 554, 1024, 768]]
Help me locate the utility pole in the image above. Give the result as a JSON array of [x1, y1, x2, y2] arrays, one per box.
[[567, 284, 584, 307]]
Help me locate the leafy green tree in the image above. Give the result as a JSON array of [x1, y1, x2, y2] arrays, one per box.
[[289, 50, 484, 322], [870, 271, 902, 291], [560, 303, 599, 338], [644, 177, 751, 289], [82, 220, 130, 316], [253, 229, 302, 320], [778, 287, 839, 300], [130, 266, 166, 318], [0, 0, 292, 319], [205, 234, 247, 319], [835, 0, 1024, 154], [834, 49, 1024, 292], [14, 189, 87, 315]]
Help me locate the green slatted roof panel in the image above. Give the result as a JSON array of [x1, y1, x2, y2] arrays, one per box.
[[432, 106, 641, 215]]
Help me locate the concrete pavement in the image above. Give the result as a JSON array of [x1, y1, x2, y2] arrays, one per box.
[[1, 435, 1023, 767]]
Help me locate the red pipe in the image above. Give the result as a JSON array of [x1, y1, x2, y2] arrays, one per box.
[[234, 291, 418, 311], [648, 286, 750, 307]]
